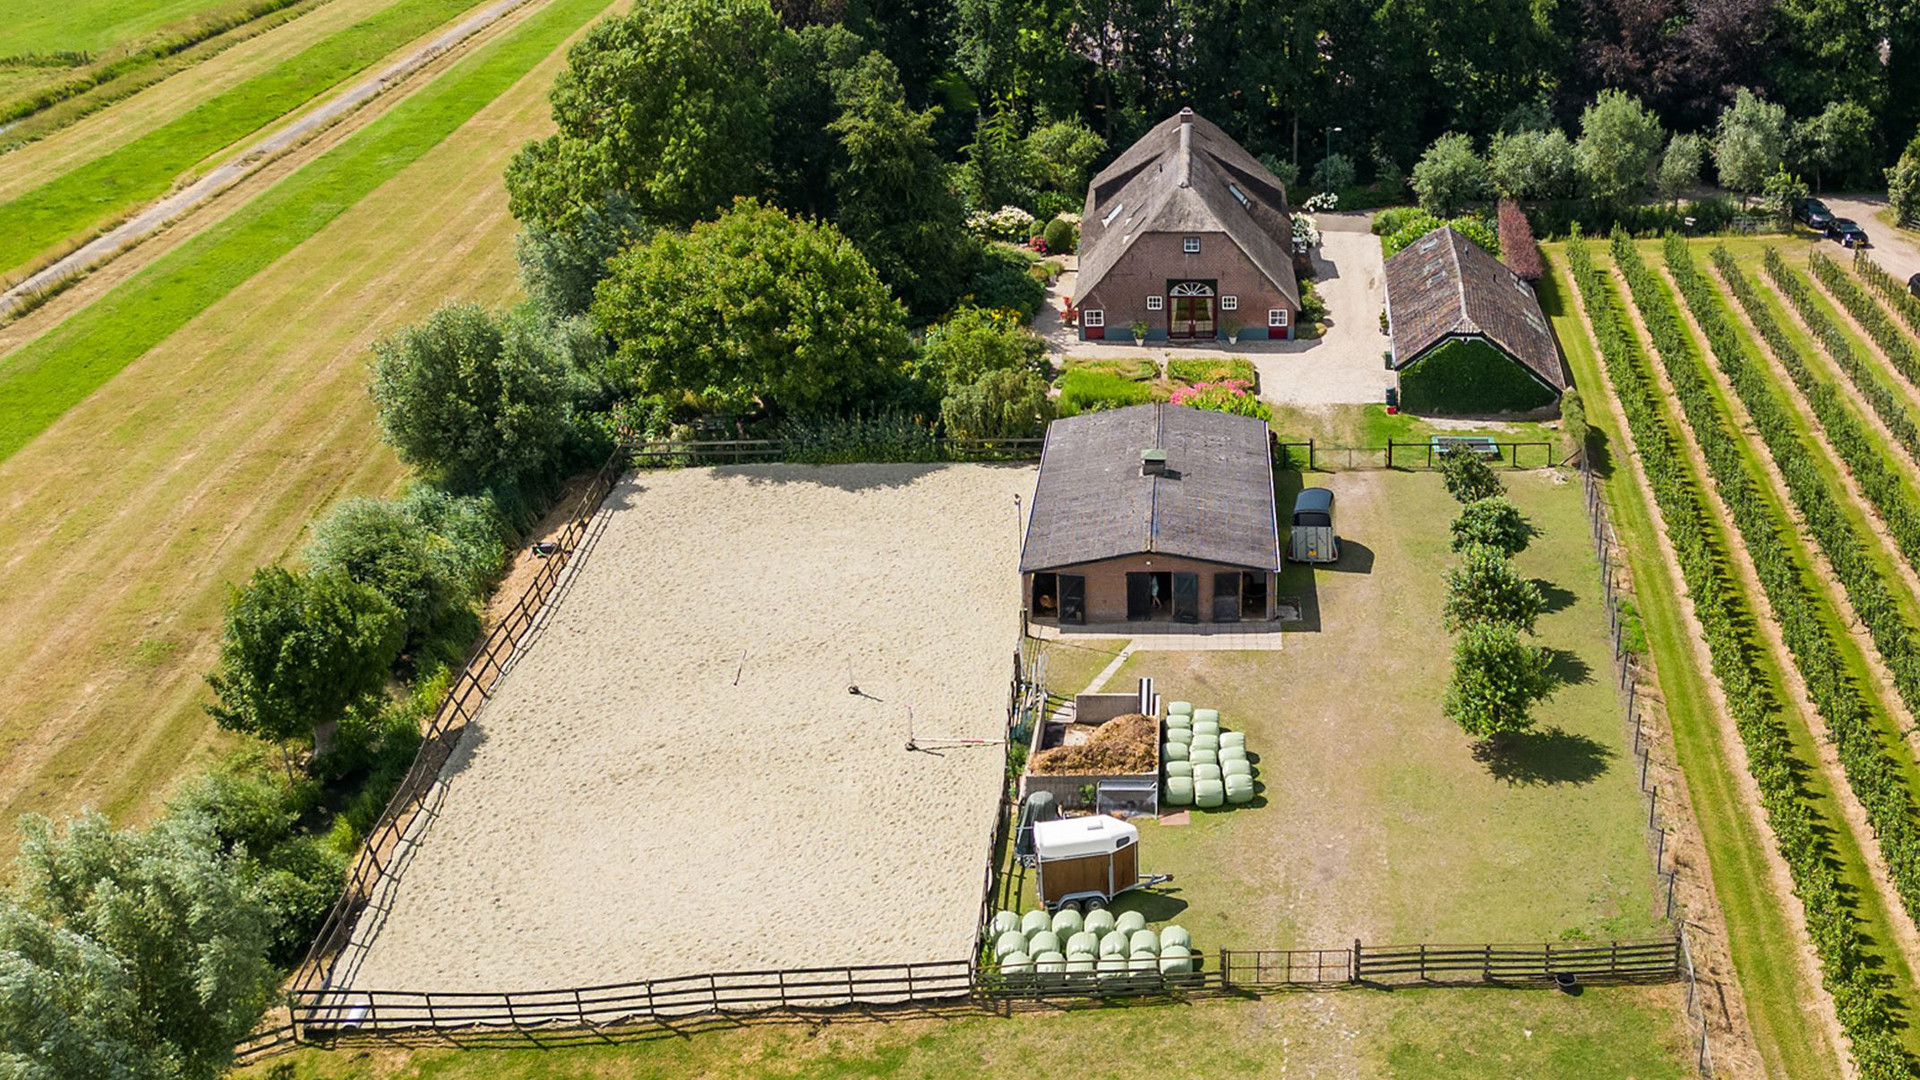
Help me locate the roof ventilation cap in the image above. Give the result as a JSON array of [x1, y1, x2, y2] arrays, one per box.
[[1141, 448, 1168, 476]]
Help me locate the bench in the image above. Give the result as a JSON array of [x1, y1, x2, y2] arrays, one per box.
[[1431, 436, 1501, 459]]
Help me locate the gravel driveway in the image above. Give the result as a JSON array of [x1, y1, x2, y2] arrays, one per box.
[[1823, 195, 1920, 285]]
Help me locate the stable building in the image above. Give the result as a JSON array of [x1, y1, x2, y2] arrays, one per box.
[[1021, 403, 1282, 626], [1383, 226, 1566, 414], [1074, 108, 1301, 342]]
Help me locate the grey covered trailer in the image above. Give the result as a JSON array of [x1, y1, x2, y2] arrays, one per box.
[[1288, 487, 1338, 563]]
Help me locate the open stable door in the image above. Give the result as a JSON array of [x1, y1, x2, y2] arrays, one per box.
[[1126, 573, 1153, 620], [1059, 574, 1086, 624], [1211, 572, 1241, 622], [1172, 572, 1199, 623]]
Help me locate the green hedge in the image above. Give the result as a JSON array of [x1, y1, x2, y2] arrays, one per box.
[[1568, 229, 1909, 1077], [1396, 337, 1558, 415], [1056, 369, 1158, 415]]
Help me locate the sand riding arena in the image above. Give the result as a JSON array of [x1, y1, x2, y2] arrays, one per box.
[[317, 463, 1033, 1021]]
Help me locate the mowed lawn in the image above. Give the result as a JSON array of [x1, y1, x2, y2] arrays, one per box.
[[0, 0, 624, 842], [0, 0, 488, 278], [0, 0, 242, 57]]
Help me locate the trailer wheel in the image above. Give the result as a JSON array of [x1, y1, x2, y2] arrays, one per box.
[[1063, 899, 1084, 914], [1084, 896, 1107, 912]]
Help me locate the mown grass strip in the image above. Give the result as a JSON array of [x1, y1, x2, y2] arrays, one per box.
[[0, 0, 483, 275], [0, 0, 608, 464], [1810, 251, 1920, 388], [1569, 228, 1911, 1078], [1854, 249, 1920, 340]]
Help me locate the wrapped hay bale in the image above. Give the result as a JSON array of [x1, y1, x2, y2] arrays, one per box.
[[1217, 745, 1246, 763], [1192, 763, 1222, 783], [1165, 760, 1193, 778], [1159, 925, 1192, 951], [1052, 908, 1084, 937], [1066, 956, 1096, 974], [1035, 951, 1067, 975], [1129, 929, 1160, 955], [1195, 779, 1226, 808], [1084, 909, 1116, 936], [1168, 701, 1194, 716], [1165, 713, 1192, 730], [1188, 746, 1218, 767], [992, 910, 1021, 937], [1021, 909, 1051, 936], [1222, 758, 1252, 778], [1097, 954, 1129, 976], [1001, 950, 1032, 975], [1128, 953, 1159, 973], [1225, 774, 1255, 804], [1220, 731, 1245, 748], [1163, 741, 1189, 762], [1159, 945, 1195, 974], [1192, 721, 1220, 737], [995, 930, 1027, 961], [1115, 911, 1148, 935], [1028, 930, 1062, 957], [1189, 732, 1219, 752], [1067, 930, 1101, 956], [1193, 708, 1220, 725], [1028, 714, 1159, 775], [1164, 776, 1194, 806], [1166, 727, 1193, 746], [1099, 930, 1131, 958]]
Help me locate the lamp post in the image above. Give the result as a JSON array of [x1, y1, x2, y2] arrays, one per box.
[[1324, 125, 1343, 196]]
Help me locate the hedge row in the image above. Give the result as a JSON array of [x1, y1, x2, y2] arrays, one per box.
[[1657, 235, 1920, 917], [1853, 249, 1920, 340], [1566, 229, 1909, 1077], [1809, 251, 1920, 390], [1762, 247, 1920, 468]]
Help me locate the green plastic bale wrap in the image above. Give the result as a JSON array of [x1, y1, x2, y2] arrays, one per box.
[[1192, 721, 1220, 737], [1222, 758, 1252, 778], [1159, 946, 1195, 974], [1168, 701, 1194, 716], [1163, 741, 1189, 762], [1115, 910, 1148, 935], [991, 910, 1022, 937], [1217, 745, 1246, 763], [1165, 760, 1193, 778], [1188, 746, 1218, 767], [1195, 779, 1226, 808], [1021, 909, 1051, 936], [1097, 956, 1129, 979], [1192, 763, 1222, 783], [1220, 731, 1246, 748], [1028, 930, 1063, 956], [1129, 929, 1160, 955], [1193, 708, 1220, 725], [1226, 776, 1255, 804], [1067, 931, 1101, 956], [1099, 930, 1131, 958], [1066, 957, 1096, 973], [1035, 951, 1067, 974], [1051, 908, 1083, 937], [1159, 925, 1192, 950], [1164, 776, 1195, 805], [1001, 951, 1032, 974], [995, 930, 1027, 960], [1166, 727, 1193, 746], [1128, 953, 1158, 973], [1189, 732, 1220, 752], [1165, 715, 1192, 732], [1084, 909, 1116, 936]]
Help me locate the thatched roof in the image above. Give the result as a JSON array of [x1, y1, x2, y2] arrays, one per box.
[[1383, 226, 1565, 391]]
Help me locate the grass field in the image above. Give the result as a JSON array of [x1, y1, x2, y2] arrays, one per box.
[[0, 0, 621, 841], [0, 0, 489, 278], [0, 0, 243, 57]]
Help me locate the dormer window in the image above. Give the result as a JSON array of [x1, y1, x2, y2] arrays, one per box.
[[1101, 202, 1126, 227], [1183, 237, 1201, 254], [1228, 183, 1249, 207]]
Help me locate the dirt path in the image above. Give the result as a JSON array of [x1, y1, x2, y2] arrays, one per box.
[[1559, 258, 1775, 1078], [0, 0, 544, 316]]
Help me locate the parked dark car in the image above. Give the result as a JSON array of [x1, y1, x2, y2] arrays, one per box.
[[1908, 272, 1920, 300], [1827, 218, 1870, 248], [1796, 198, 1835, 230]]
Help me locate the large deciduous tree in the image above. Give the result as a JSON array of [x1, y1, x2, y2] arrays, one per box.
[[1574, 89, 1665, 204], [1791, 100, 1879, 191], [1444, 622, 1555, 743], [1656, 133, 1705, 203], [1412, 132, 1490, 215], [1444, 545, 1547, 633], [1489, 128, 1577, 199], [1891, 134, 1920, 228], [1712, 88, 1790, 195], [592, 200, 913, 417]]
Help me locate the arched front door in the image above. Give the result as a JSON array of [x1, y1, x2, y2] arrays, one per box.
[[1168, 281, 1216, 339]]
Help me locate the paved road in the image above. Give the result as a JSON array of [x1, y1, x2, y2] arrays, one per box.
[[1826, 195, 1920, 285], [0, 0, 541, 317]]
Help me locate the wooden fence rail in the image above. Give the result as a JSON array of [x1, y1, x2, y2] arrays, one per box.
[[1272, 439, 1555, 472]]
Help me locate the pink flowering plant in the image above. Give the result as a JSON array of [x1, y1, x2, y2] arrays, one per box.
[[1170, 379, 1272, 421]]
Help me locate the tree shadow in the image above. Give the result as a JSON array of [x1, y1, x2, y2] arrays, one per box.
[[1584, 426, 1615, 481], [1544, 646, 1593, 689], [1533, 579, 1577, 615], [1474, 727, 1611, 786]]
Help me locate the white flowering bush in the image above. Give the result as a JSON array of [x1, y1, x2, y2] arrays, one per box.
[[964, 205, 1038, 243], [1291, 211, 1321, 253], [1301, 191, 1339, 213]]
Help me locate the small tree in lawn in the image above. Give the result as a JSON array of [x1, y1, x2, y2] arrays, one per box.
[[1412, 132, 1489, 216], [1450, 497, 1534, 557], [1445, 622, 1554, 745], [1438, 444, 1505, 502], [1444, 545, 1546, 633], [206, 567, 403, 751]]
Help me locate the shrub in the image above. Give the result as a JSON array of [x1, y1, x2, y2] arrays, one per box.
[[1450, 497, 1533, 556], [1379, 210, 1498, 259], [1411, 132, 1488, 215], [1298, 278, 1327, 330], [1057, 369, 1156, 415], [940, 369, 1053, 439], [920, 305, 1048, 394], [963, 205, 1038, 242], [1560, 387, 1589, 460], [1169, 380, 1272, 422], [1444, 545, 1545, 633], [1443, 622, 1553, 741], [1438, 444, 1505, 502], [1166, 358, 1257, 387], [966, 242, 1048, 322], [1311, 153, 1356, 195], [1497, 198, 1542, 281], [1043, 216, 1076, 255], [1890, 136, 1920, 228], [777, 413, 941, 463]]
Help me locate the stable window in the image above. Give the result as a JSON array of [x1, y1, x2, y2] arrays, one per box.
[[1146, 295, 1164, 311], [1221, 295, 1239, 311], [1082, 309, 1105, 327], [1183, 236, 1201, 253], [1269, 308, 1289, 328]]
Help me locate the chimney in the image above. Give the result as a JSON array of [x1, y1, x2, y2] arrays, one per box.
[[1179, 107, 1193, 125], [1140, 448, 1168, 477]]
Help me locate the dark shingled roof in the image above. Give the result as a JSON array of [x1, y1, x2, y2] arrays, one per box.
[[1019, 403, 1281, 574], [1077, 110, 1301, 308], [1383, 226, 1565, 391]]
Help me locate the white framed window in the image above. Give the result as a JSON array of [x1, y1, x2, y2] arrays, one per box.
[[1183, 236, 1201, 254], [1269, 308, 1289, 328], [1146, 295, 1164, 311], [1082, 309, 1105, 327], [1221, 295, 1239, 311]]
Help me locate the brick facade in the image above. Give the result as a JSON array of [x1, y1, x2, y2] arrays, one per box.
[[1075, 231, 1298, 342]]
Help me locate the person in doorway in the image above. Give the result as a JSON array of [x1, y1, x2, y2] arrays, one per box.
[[1150, 575, 1162, 610]]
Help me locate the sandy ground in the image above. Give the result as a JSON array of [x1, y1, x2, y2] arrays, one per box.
[[1826, 195, 1920, 285], [1038, 213, 1395, 407], [337, 464, 1033, 994]]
